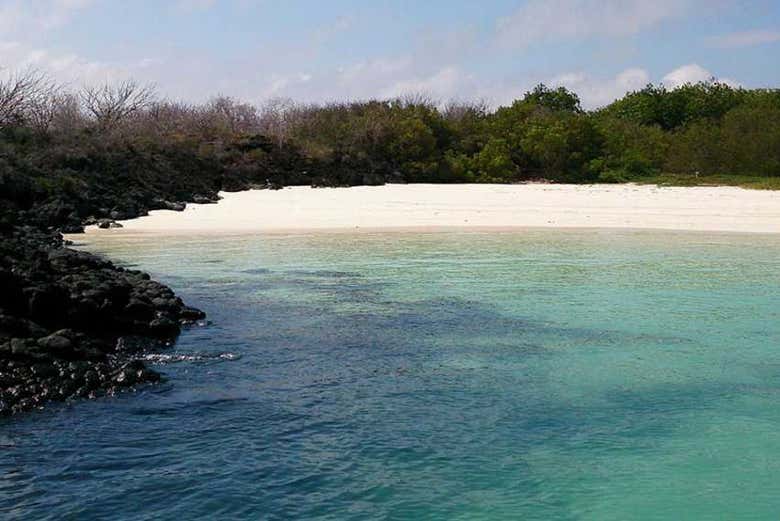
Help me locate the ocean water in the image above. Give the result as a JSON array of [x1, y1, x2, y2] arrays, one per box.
[[3, 229, 780, 520]]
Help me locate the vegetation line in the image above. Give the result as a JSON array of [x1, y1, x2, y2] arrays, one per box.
[[1, 70, 779, 232]]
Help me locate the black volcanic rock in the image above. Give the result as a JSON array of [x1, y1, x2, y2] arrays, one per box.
[[0, 227, 205, 415], [165, 201, 186, 212]]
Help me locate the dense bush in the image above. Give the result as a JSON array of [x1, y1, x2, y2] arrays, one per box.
[[1, 73, 778, 231]]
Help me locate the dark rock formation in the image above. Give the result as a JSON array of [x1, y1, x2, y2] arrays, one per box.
[[0, 227, 205, 415], [97, 219, 123, 229], [192, 194, 220, 204], [0, 129, 402, 416], [165, 201, 186, 212]]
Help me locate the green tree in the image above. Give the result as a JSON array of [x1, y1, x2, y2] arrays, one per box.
[[523, 84, 582, 113]]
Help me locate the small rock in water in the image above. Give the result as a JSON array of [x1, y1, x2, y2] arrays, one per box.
[[148, 317, 180, 338], [179, 306, 206, 322]]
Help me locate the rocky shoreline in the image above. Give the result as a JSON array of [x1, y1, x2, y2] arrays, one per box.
[[0, 225, 206, 415], [0, 127, 388, 416]]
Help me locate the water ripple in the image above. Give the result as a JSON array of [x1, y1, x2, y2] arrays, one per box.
[[4, 230, 780, 520]]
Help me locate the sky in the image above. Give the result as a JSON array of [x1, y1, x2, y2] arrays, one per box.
[[0, 0, 779, 109]]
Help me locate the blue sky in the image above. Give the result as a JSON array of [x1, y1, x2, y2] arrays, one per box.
[[1, 0, 778, 108]]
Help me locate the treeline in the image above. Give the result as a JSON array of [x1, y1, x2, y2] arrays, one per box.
[[1, 69, 779, 230], [281, 82, 780, 184]]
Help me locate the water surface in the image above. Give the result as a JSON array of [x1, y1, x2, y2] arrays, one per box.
[[2, 229, 780, 520]]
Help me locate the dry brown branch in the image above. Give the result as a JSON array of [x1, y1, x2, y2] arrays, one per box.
[[80, 80, 157, 129], [0, 68, 59, 127]]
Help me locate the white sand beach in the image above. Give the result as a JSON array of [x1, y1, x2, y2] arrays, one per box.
[[87, 184, 780, 234]]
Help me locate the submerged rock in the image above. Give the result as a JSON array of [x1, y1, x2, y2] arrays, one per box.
[[179, 306, 207, 322]]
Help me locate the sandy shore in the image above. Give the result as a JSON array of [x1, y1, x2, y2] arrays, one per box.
[[87, 184, 780, 234]]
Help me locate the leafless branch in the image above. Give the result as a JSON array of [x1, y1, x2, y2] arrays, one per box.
[[80, 80, 157, 129], [0, 68, 59, 127]]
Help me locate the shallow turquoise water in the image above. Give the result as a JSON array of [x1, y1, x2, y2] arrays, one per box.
[[3, 229, 780, 520]]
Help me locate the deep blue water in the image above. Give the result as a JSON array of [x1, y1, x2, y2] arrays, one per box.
[[2, 230, 780, 520]]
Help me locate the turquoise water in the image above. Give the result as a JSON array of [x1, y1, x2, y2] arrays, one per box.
[[3, 229, 780, 520]]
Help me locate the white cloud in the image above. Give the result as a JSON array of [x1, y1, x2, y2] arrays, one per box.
[[616, 68, 652, 90], [709, 29, 780, 48], [337, 57, 412, 84], [0, 0, 98, 83], [255, 72, 314, 99], [240, 58, 466, 104], [332, 57, 420, 99], [662, 63, 739, 89], [0, 40, 144, 87], [252, 60, 741, 111], [379, 66, 466, 100], [0, 2, 749, 112], [662, 64, 710, 87], [496, 0, 690, 48], [548, 67, 650, 108], [0, 0, 94, 34], [545, 64, 744, 109]]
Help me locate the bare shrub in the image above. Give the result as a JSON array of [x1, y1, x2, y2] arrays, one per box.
[[0, 68, 59, 127], [258, 97, 300, 147], [442, 99, 489, 122], [80, 80, 157, 130]]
